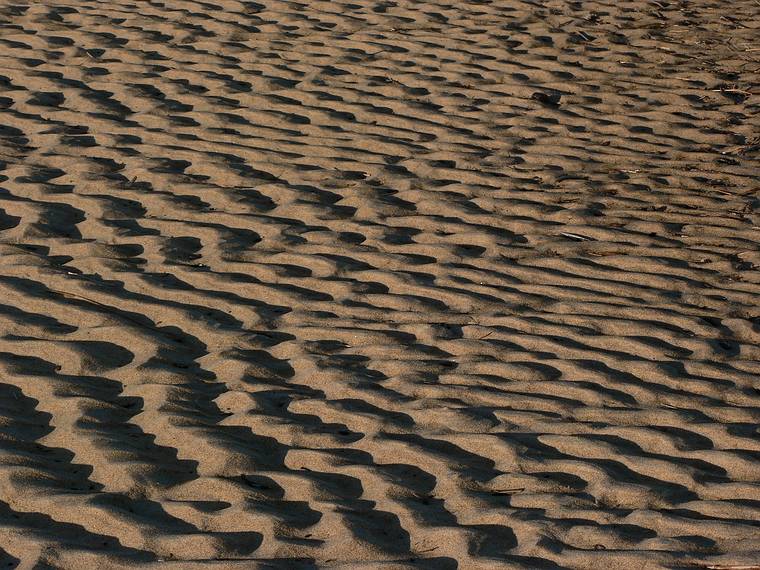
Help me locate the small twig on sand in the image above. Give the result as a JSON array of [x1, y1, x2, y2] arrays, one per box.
[[560, 232, 595, 242], [416, 546, 439, 553], [711, 87, 754, 95]]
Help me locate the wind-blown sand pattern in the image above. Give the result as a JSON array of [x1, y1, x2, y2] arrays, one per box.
[[0, 0, 758, 568]]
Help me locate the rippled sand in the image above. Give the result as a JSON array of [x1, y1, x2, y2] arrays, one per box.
[[0, 1, 758, 568]]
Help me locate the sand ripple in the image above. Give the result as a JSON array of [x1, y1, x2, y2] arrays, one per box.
[[0, 0, 758, 568]]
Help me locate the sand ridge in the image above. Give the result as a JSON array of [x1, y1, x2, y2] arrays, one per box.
[[0, 0, 758, 568]]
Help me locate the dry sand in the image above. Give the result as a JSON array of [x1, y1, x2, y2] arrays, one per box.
[[0, 0, 758, 568]]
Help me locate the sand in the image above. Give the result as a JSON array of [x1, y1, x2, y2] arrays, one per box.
[[0, 0, 758, 568]]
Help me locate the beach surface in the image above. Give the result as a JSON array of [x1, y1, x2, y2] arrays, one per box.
[[0, 1, 759, 568]]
